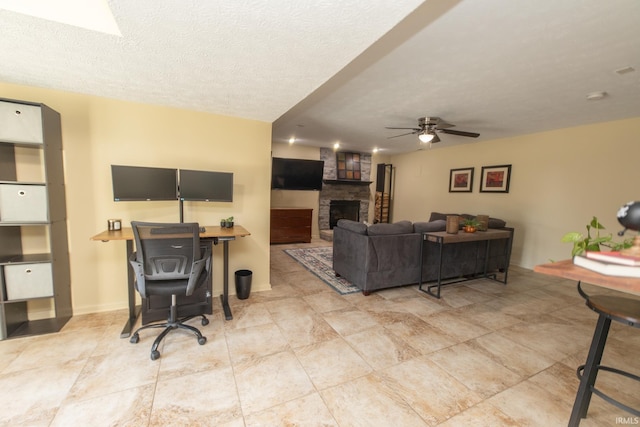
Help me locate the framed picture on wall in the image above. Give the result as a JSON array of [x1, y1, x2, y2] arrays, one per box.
[[336, 152, 361, 180], [480, 164, 511, 193], [449, 167, 474, 192]]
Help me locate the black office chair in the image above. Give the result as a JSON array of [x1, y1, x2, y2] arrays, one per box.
[[129, 221, 211, 360]]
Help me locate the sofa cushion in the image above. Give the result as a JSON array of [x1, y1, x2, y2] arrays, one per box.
[[413, 220, 446, 233], [336, 219, 368, 235], [367, 220, 413, 236]]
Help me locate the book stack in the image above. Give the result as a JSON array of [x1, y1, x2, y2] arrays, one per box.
[[573, 251, 640, 278]]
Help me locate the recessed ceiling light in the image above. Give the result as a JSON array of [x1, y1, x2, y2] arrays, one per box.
[[586, 91, 607, 101], [0, 0, 121, 36], [333, 142, 340, 150], [289, 137, 295, 144], [372, 148, 379, 153]]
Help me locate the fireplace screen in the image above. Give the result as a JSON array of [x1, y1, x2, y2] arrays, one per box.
[[330, 200, 360, 229]]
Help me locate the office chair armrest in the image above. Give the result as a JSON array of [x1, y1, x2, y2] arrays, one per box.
[[129, 251, 147, 297], [185, 245, 212, 296]]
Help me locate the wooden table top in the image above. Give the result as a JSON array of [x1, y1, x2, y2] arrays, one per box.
[[424, 228, 512, 243], [534, 259, 640, 296], [91, 225, 250, 242]]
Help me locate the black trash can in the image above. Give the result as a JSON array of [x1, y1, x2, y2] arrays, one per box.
[[235, 269, 252, 300]]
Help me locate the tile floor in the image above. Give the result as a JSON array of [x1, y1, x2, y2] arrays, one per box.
[[1, 239, 640, 426]]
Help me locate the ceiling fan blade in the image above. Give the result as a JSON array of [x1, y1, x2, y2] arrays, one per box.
[[432, 133, 441, 143], [387, 132, 416, 139], [440, 129, 480, 138], [434, 120, 453, 129], [385, 126, 421, 131]]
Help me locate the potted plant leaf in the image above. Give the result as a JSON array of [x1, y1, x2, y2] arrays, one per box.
[[561, 216, 633, 256]]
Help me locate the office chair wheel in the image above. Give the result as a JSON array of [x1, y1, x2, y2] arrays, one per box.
[[201, 318, 209, 326], [150, 350, 160, 361], [130, 333, 140, 344], [198, 336, 207, 345]]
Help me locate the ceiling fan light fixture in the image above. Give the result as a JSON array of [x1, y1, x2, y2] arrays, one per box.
[[418, 131, 434, 143]]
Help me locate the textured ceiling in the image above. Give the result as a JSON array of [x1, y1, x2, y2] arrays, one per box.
[[274, 0, 640, 153], [0, 0, 424, 121], [1, 0, 639, 154]]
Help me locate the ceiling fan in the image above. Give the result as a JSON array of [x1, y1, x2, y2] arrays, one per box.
[[385, 117, 480, 144]]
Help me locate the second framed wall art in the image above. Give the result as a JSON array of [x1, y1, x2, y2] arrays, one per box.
[[480, 164, 512, 193]]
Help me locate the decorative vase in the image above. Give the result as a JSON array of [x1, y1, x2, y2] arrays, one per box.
[[464, 226, 477, 233], [446, 216, 459, 234], [476, 215, 489, 231]]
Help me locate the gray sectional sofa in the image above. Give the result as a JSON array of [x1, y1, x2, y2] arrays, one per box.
[[332, 213, 514, 295]]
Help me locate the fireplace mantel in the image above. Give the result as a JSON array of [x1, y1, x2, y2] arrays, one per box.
[[323, 179, 372, 186]]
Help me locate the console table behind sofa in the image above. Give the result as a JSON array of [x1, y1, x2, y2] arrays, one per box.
[[332, 218, 513, 295]]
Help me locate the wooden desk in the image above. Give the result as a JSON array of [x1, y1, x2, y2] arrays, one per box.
[[91, 225, 250, 337], [535, 259, 640, 425]]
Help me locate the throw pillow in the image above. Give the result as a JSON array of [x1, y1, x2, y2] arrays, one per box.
[[428, 212, 456, 222], [488, 217, 507, 228]]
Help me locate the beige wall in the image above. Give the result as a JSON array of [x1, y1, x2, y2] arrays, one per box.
[[1, 82, 272, 316], [7, 79, 637, 315], [390, 117, 640, 269]]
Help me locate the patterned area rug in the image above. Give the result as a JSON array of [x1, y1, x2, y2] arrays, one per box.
[[284, 247, 360, 295]]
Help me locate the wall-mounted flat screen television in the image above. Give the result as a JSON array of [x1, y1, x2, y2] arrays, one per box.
[[111, 165, 178, 201], [179, 169, 233, 202], [271, 157, 324, 191]]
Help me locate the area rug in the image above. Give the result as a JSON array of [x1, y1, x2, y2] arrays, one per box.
[[284, 247, 360, 295]]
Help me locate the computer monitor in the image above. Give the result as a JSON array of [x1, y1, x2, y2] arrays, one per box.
[[111, 165, 178, 201], [179, 169, 233, 202]]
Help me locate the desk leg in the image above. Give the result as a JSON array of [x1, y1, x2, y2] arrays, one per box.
[[220, 240, 233, 320], [121, 239, 141, 338]]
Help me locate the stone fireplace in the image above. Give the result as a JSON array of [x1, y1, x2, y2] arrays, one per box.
[[329, 200, 360, 229], [318, 148, 372, 237]]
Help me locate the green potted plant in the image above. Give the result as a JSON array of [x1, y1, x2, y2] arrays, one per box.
[[226, 216, 234, 228], [561, 216, 633, 256], [220, 218, 226, 228], [462, 218, 480, 233]]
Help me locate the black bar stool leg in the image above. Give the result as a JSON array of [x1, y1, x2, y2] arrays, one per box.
[[569, 313, 611, 427]]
